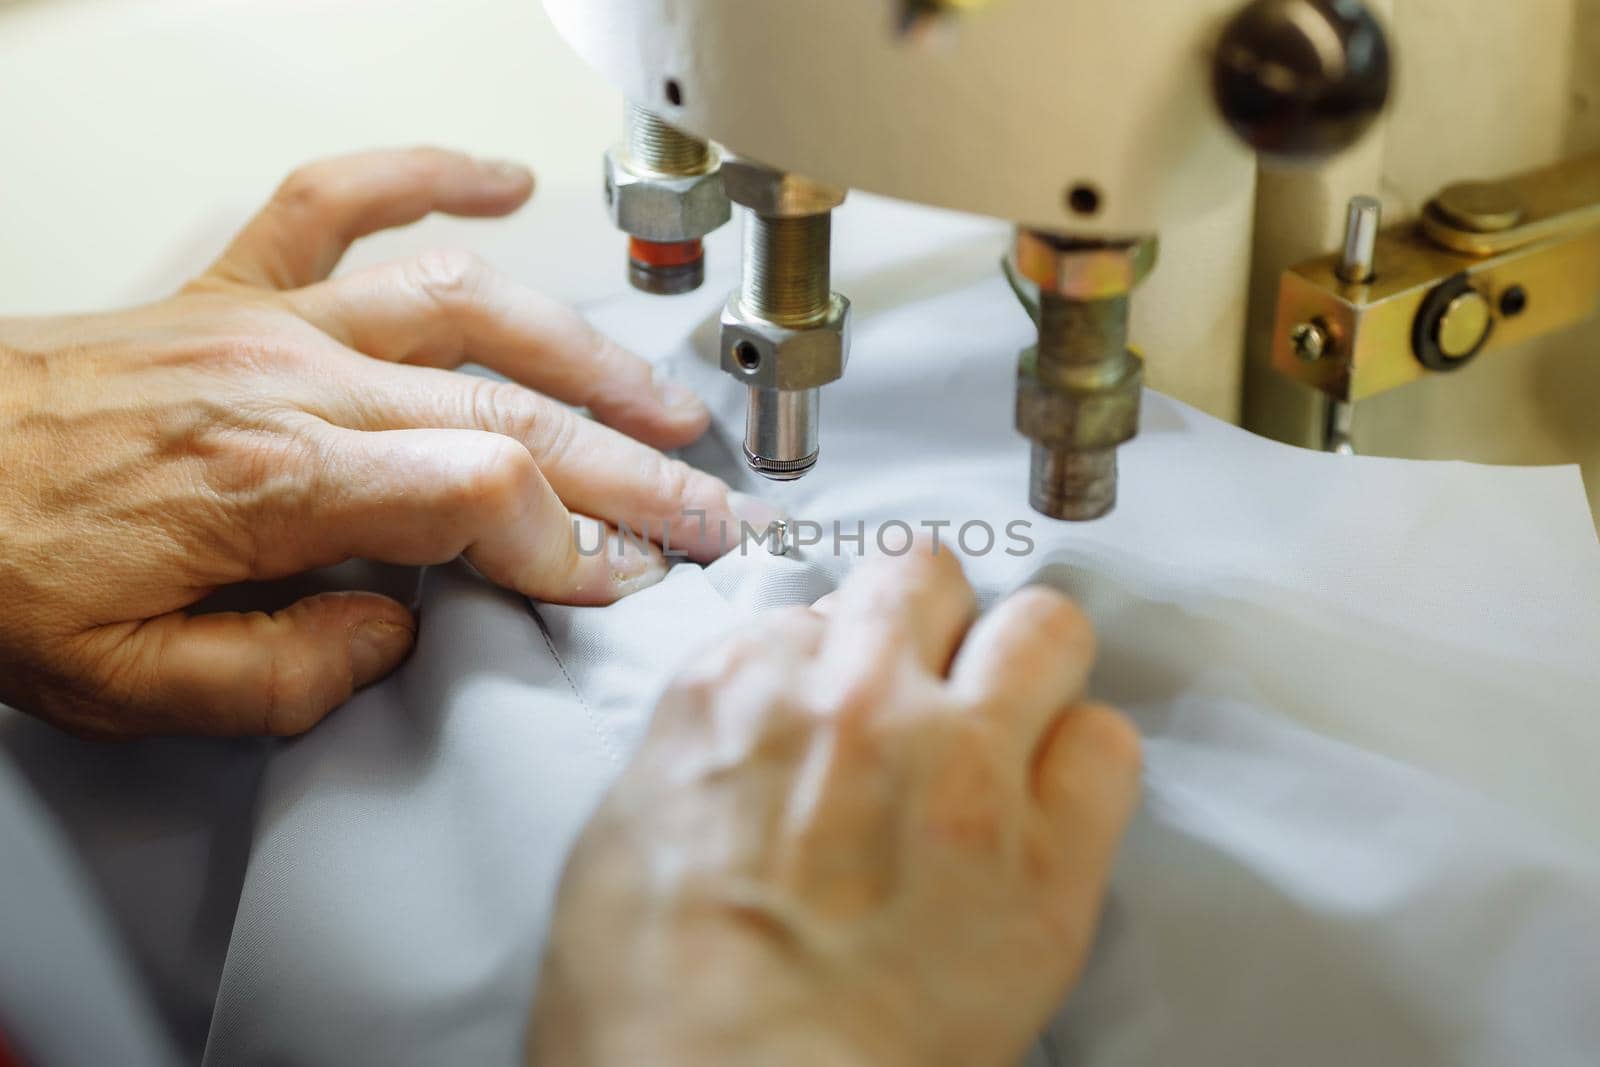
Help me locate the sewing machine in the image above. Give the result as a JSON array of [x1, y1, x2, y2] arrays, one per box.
[[543, 0, 1600, 522]]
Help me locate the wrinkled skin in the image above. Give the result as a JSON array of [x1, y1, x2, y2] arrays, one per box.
[[0, 147, 771, 739], [532, 545, 1142, 1067]]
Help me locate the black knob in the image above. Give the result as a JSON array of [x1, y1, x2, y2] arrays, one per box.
[[1213, 0, 1392, 161]]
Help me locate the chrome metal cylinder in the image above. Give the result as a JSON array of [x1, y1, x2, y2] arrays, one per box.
[[744, 387, 820, 481], [1324, 195, 1380, 450], [1337, 195, 1382, 284], [1324, 398, 1357, 455]]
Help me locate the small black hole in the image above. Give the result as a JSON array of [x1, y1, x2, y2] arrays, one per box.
[[664, 78, 685, 107], [1500, 285, 1528, 318], [1067, 183, 1102, 216], [734, 341, 761, 371]]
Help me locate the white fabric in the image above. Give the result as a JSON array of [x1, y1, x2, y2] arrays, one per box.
[[191, 202, 1600, 1066]]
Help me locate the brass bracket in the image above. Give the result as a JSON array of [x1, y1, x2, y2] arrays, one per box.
[[1273, 152, 1600, 403]]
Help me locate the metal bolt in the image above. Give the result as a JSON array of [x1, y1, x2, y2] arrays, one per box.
[[620, 105, 718, 295], [723, 167, 846, 482], [738, 212, 833, 479], [1291, 321, 1331, 362], [1021, 280, 1141, 522]]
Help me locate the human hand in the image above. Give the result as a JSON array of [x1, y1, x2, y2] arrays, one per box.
[[529, 545, 1142, 1067], [0, 148, 765, 738]]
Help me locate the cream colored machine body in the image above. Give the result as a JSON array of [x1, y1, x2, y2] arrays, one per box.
[[545, 0, 1600, 522]]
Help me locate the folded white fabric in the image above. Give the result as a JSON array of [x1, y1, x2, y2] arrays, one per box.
[[198, 200, 1600, 1066]]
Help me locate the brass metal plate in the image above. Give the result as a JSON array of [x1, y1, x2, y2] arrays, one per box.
[[1273, 225, 1600, 402]]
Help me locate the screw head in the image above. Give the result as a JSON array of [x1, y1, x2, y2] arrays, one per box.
[[1291, 321, 1330, 362]]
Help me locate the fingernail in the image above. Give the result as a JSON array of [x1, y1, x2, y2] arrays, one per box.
[[654, 377, 706, 414], [610, 534, 669, 596], [483, 158, 533, 183], [729, 491, 785, 531], [349, 621, 416, 688]]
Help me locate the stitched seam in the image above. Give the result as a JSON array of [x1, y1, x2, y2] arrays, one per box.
[[530, 603, 623, 767]]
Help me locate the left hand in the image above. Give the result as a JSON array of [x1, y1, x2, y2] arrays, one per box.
[[529, 545, 1142, 1067]]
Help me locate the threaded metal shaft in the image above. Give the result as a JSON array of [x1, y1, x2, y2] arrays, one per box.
[[626, 104, 710, 175], [1036, 293, 1132, 388], [742, 214, 831, 327]]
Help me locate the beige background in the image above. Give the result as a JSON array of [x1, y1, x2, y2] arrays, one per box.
[[0, 0, 626, 311]]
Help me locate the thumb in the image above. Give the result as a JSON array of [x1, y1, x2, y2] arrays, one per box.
[[89, 592, 415, 737]]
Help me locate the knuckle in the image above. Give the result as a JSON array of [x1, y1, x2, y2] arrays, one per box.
[[410, 248, 488, 310], [455, 434, 538, 518], [654, 456, 723, 517], [205, 421, 316, 506], [257, 629, 328, 736], [470, 378, 544, 444], [168, 418, 319, 574], [273, 163, 336, 218], [647, 454, 692, 502], [1005, 586, 1095, 655]]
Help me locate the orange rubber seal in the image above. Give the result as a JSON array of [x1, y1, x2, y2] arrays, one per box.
[[629, 238, 704, 269]]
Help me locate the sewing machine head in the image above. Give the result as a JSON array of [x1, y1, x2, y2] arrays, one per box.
[[546, 0, 1392, 520]]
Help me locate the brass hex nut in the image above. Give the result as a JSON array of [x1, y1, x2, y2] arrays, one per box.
[[1015, 348, 1144, 450], [721, 157, 848, 218], [604, 148, 731, 242], [720, 295, 852, 391], [1014, 232, 1160, 301]]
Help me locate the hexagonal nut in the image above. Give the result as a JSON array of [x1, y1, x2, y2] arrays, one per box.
[[720, 295, 851, 391], [1015, 348, 1144, 450], [721, 157, 848, 218], [1014, 231, 1159, 301], [604, 149, 731, 242]]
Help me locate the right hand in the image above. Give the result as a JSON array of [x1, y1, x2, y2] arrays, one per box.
[[0, 147, 769, 739], [531, 545, 1142, 1067]]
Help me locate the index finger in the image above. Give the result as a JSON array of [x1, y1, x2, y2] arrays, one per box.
[[203, 147, 535, 290]]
